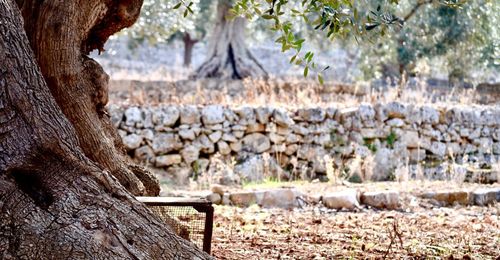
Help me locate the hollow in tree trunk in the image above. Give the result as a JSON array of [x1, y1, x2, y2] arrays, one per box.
[[183, 32, 198, 67], [16, 0, 160, 196], [0, 0, 210, 258], [193, 0, 267, 79]]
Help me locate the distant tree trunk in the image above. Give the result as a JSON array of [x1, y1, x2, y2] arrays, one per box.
[[193, 0, 267, 79], [17, 0, 159, 196], [183, 32, 198, 67], [0, 1, 209, 258]]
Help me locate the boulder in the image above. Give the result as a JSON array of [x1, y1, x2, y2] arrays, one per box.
[[124, 107, 143, 126], [201, 105, 225, 125], [211, 184, 225, 195], [359, 104, 375, 121], [297, 108, 326, 123], [160, 106, 180, 126], [134, 145, 155, 162], [472, 188, 500, 206], [122, 134, 143, 150], [217, 141, 231, 155], [385, 102, 407, 119], [180, 105, 201, 124], [152, 133, 183, 154], [322, 189, 360, 210], [155, 154, 182, 167], [400, 131, 419, 148], [255, 107, 273, 124], [361, 191, 400, 209], [178, 129, 196, 140], [242, 133, 271, 153], [273, 109, 294, 127], [229, 191, 264, 207], [208, 131, 222, 143], [194, 134, 215, 154], [260, 189, 303, 209], [181, 145, 200, 164], [206, 193, 222, 204], [421, 191, 469, 206]]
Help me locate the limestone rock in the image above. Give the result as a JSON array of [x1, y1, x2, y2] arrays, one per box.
[[178, 129, 196, 140], [297, 108, 326, 123], [472, 188, 500, 206], [421, 106, 440, 125], [421, 191, 469, 206], [255, 107, 273, 124], [180, 105, 200, 124], [235, 107, 256, 124], [370, 148, 395, 181], [430, 141, 447, 157], [400, 131, 420, 148], [222, 132, 238, 142], [322, 189, 360, 210], [242, 133, 271, 153], [359, 104, 375, 121], [217, 141, 231, 155], [122, 134, 143, 150], [211, 184, 225, 195], [209, 131, 222, 143], [273, 109, 294, 127], [155, 154, 182, 167], [230, 141, 242, 152], [246, 123, 266, 133], [134, 145, 155, 162], [269, 132, 286, 144], [124, 107, 143, 126], [385, 102, 407, 119], [194, 134, 215, 154], [161, 106, 180, 126], [260, 189, 303, 209], [361, 191, 400, 209], [201, 105, 225, 125], [229, 191, 264, 207], [297, 145, 326, 161], [206, 193, 222, 204], [152, 133, 183, 154], [181, 145, 200, 164]]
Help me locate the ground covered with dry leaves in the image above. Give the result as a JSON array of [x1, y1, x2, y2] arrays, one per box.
[[212, 204, 499, 259]]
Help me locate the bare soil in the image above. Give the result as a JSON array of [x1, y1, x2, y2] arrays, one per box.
[[212, 203, 499, 259]]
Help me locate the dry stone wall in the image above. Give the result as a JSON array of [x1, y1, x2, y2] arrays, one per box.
[[109, 102, 500, 184]]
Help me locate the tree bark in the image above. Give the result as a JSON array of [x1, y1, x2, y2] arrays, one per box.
[[0, 1, 210, 258], [193, 0, 268, 80], [183, 32, 198, 67], [16, 0, 160, 196]]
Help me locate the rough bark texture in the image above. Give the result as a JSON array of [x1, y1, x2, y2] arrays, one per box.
[[193, 0, 267, 80], [0, 1, 210, 258], [16, 0, 159, 196], [183, 33, 198, 68]]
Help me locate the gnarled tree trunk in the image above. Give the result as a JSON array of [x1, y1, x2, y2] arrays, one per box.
[[16, 0, 159, 196], [0, 0, 209, 258], [193, 0, 267, 79]]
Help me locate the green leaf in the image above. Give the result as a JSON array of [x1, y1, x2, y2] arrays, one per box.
[[262, 14, 275, 19], [318, 74, 324, 85], [173, 2, 182, 9], [304, 66, 309, 77]]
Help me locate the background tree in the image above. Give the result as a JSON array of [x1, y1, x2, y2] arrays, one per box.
[[193, 0, 268, 79], [337, 0, 499, 85], [124, 0, 216, 67]]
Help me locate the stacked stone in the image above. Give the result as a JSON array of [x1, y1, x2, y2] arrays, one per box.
[[109, 102, 500, 183]]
